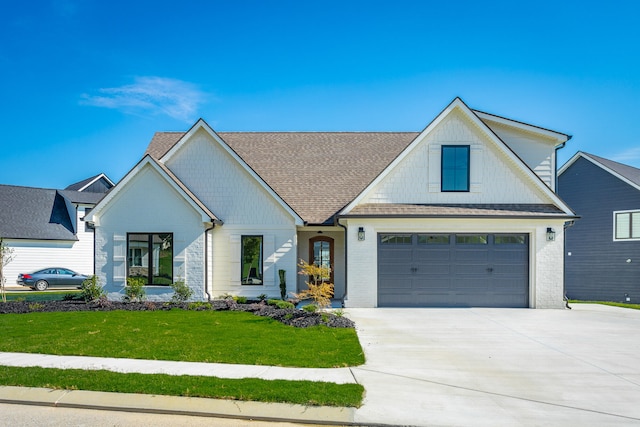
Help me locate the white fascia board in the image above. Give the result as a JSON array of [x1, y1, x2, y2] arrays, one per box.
[[341, 98, 574, 216], [560, 152, 640, 192], [473, 110, 571, 146], [84, 156, 215, 226], [160, 119, 304, 226]]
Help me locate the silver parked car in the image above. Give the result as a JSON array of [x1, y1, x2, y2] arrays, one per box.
[[17, 268, 88, 291]]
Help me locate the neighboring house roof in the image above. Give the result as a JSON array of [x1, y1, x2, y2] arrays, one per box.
[[65, 173, 115, 192], [58, 189, 106, 205], [0, 185, 77, 240], [559, 152, 640, 191]]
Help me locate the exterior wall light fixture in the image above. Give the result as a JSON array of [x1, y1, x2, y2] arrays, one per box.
[[546, 227, 555, 241], [358, 227, 365, 241]]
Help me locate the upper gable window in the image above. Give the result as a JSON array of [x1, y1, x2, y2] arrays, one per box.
[[614, 210, 640, 241], [441, 145, 470, 192]]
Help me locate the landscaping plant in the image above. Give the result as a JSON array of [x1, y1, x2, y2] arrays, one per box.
[[0, 237, 15, 303], [80, 275, 106, 302], [294, 259, 334, 310], [279, 269, 287, 299], [124, 277, 146, 302], [170, 279, 193, 302]]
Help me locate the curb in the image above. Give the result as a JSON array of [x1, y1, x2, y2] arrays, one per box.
[[0, 386, 359, 425]]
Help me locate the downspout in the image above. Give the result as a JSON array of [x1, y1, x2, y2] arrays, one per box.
[[204, 222, 215, 301], [563, 219, 575, 309], [337, 218, 348, 307]]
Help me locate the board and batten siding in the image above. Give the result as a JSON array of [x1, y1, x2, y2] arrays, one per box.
[[361, 110, 551, 205], [4, 206, 95, 286], [559, 158, 640, 302]]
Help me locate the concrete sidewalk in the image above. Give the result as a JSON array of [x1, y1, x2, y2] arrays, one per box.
[[0, 352, 356, 384]]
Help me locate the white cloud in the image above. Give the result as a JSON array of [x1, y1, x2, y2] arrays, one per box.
[[80, 77, 206, 123], [610, 147, 640, 165]]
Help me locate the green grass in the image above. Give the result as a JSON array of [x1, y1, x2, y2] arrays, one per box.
[[568, 300, 640, 310], [0, 310, 365, 367], [0, 366, 364, 407], [3, 290, 81, 302]]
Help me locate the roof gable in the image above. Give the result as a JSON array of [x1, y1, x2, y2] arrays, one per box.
[[559, 152, 640, 192], [341, 97, 574, 216], [84, 155, 220, 226], [65, 173, 115, 192]]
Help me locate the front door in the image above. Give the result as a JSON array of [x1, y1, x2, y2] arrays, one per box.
[[309, 236, 334, 285]]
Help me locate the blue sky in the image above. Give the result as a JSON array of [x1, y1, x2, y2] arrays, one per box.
[[1, 0, 639, 189]]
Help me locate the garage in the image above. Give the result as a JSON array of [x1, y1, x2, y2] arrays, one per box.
[[378, 233, 529, 307]]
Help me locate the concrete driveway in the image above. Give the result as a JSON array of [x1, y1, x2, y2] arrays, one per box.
[[347, 304, 640, 427]]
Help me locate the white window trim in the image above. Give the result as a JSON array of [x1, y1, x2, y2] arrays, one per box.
[[613, 209, 640, 241]]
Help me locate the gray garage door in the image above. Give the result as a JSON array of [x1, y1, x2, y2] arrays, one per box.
[[378, 233, 529, 307]]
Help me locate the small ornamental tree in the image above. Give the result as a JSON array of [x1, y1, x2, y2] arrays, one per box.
[[294, 259, 334, 310], [0, 238, 15, 303]]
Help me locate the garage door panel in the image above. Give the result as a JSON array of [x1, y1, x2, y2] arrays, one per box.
[[378, 233, 528, 308]]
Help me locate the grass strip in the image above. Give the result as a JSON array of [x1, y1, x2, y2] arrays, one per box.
[[0, 310, 365, 368], [0, 366, 363, 407], [3, 291, 81, 302], [568, 300, 640, 310]]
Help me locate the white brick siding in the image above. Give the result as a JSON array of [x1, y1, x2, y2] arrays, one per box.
[[342, 218, 566, 309]]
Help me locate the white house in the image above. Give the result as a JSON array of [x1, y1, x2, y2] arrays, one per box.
[[0, 174, 114, 286], [85, 98, 575, 308]]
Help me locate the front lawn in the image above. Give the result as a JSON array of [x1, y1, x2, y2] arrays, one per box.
[[0, 366, 364, 407], [568, 300, 640, 310], [0, 309, 365, 367]]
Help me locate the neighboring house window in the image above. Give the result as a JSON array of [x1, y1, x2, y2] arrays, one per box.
[[614, 210, 640, 240], [127, 233, 173, 285], [441, 145, 470, 192], [241, 236, 263, 285]]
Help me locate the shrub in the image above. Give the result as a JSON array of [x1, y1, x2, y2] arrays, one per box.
[[170, 279, 193, 303], [257, 293, 267, 301], [234, 296, 248, 304], [28, 302, 44, 311], [278, 269, 287, 300], [80, 275, 106, 302], [124, 277, 146, 302], [302, 304, 317, 313], [188, 301, 212, 310], [275, 300, 294, 309]]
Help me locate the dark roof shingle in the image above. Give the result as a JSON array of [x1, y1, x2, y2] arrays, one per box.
[[0, 186, 77, 240], [147, 131, 419, 224]]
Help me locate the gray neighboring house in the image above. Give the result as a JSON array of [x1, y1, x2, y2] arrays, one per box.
[[0, 174, 113, 286], [558, 152, 640, 302]]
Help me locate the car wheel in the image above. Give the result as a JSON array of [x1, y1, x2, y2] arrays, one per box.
[[35, 280, 48, 291]]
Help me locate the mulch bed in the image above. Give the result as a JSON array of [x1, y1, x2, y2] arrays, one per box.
[[0, 299, 355, 329]]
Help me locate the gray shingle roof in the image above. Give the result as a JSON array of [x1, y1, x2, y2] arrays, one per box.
[[582, 152, 640, 187], [0, 186, 77, 240], [65, 174, 114, 192], [146, 132, 419, 224], [343, 203, 570, 218], [58, 190, 106, 205]]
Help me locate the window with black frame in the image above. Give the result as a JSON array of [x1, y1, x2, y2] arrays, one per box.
[[241, 235, 263, 285], [127, 233, 173, 285], [441, 145, 470, 192]]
